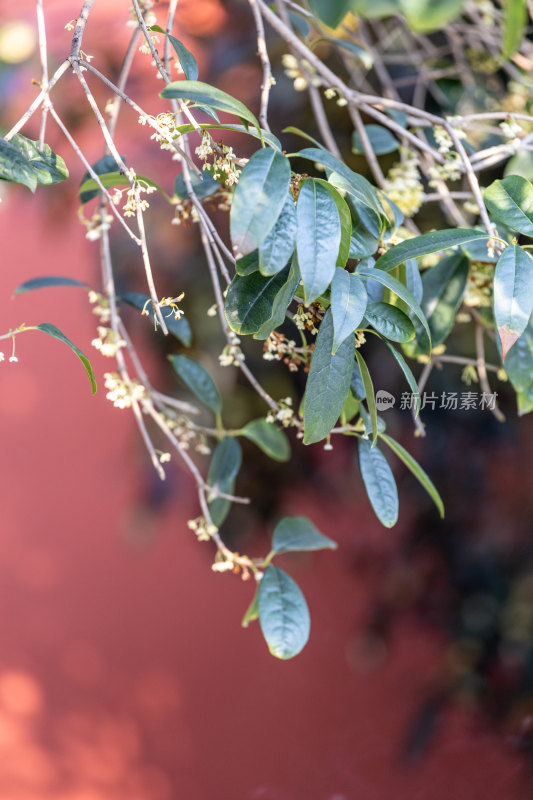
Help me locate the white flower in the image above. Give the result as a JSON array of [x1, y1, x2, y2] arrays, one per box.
[[9, 356, 18, 363]]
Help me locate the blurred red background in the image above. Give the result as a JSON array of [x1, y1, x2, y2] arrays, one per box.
[[1, 2, 533, 798]]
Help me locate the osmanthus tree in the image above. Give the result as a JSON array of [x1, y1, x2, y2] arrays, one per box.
[[1, 0, 533, 658]]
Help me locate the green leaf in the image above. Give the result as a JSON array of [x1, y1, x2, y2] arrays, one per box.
[[399, 0, 465, 33], [295, 148, 386, 238], [308, 0, 354, 27], [230, 149, 291, 258], [355, 265, 431, 347], [272, 516, 337, 554], [257, 565, 310, 659], [282, 126, 325, 149], [358, 437, 398, 527], [383, 341, 421, 415], [365, 301, 416, 342], [349, 222, 379, 258], [415, 252, 469, 351], [175, 122, 281, 150], [242, 591, 259, 628], [316, 179, 352, 267], [493, 244, 533, 360], [330, 268, 367, 353], [160, 80, 261, 135], [502, 0, 528, 59], [374, 228, 489, 272], [323, 38, 373, 69], [484, 175, 533, 237], [13, 276, 89, 295], [36, 323, 96, 395], [0, 134, 68, 192], [351, 0, 401, 18], [503, 315, 533, 393], [352, 125, 399, 156], [354, 349, 378, 441], [254, 257, 301, 341], [208, 437, 242, 527], [224, 265, 292, 335], [120, 292, 192, 346], [235, 250, 260, 276], [379, 433, 444, 518], [241, 419, 291, 462], [296, 178, 341, 304], [169, 354, 221, 414], [148, 25, 199, 80], [79, 154, 125, 204], [258, 192, 297, 276], [303, 308, 355, 444], [174, 169, 219, 200]]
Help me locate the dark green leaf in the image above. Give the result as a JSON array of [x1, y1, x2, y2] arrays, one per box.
[[79, 154, 125, 203], [79, 171, 165, 204], [236, 250, 260, 276], [36, 323, 96, 395], [374, 228, 489, 272], [169, 354, 221, 414], [161, 80, 261, 135], [349, 223, 379, 258], [208, 437, 242, 527], [241, 419, 291, 462], [354, 349, 378, 441], [174, 169, 219, 200], [303, 308, 355, 444], [315, 179, 352, 267], [493, 244, 533, 360], [259, 192, 297, 276], [120, 292, 192, 346], [296, 178, 341, 304], [416, 252, 470, 350], [14, 276, 89, 295], [503, 315, 533, 393], [175, 122, 281, 150], [383, 341, 421, 415], [484, 175, 533, 237], [308, 0, 354, 27], [254, 258, 301, 340], [224, 265, 292, 335], [358, 437, 398, 527], [352, 125, 399, 156], [365, 301, 416, 342], [257, 565, 310, 659], [0, 134, 68, 192], [330, 268, 367, 353], [379, 432, 444, 517], [324, 38, 373, 69], [230, 149, 291, 258], [272, 516, 337, 554], [148, 25, 199, 80]]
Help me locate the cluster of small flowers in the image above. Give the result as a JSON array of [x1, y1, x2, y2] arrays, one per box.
[[293, 304, 323, 334], [266, 397, 300, 429], [143, 112, 181, 153], [500, 118, 523, 148], [138, 33, 159, 55], [433, 125, 453, 154], [281, 53, 320, 92], [211, 556, 235, 573], [464, 261, 494, 307], [383, 150, 424, 217], [104, 372, 146, 409], [187, 516, 217, 542], [263, 332, 301, 372], [162, 412, 211, 455], [83, 210, 113, 242], [354, 330, 366, 349], [88, 290, 111, 324], [195, 131, 214, 160], [159, 452, 171, 464], [206, 147, 242, 187], [219, 332, 244, 367], [324, 87, 348, 107], [428, 154, 462, 187], [127, 3, 156, 28], [158, 294, 185, 322], [91, 327, 127, 357], [171, 198, 200, 226], [123, 181, 157, 218], [289, 173, 307, 201]]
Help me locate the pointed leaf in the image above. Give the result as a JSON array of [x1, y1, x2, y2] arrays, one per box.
[[174, 168, 219, 200], [493, 244, 533, 360], [484, 175, 533, 236], [383, 341, 421, 415], [241, 419, 290, 462], [257, 565, 310, 659], [79, 154, 125, 203], [254, 258, 301, 340], [303, 308, 355, 444], [330, 268, 367, 353], [225, 265, 292, 335], [242, 591, 259, 628], [272, 516, 337, 554], [308, 0, 354, 27], [502, 0, 528, 59], [160, 80, 261, 135], [317, 179, 352, 267], [149, 25, 199, 80], [352, 124, 399, 156], [379, 433, 444, 518], [0, 134, 68, 192], [358, 438, 398, 527], [365, 301, 416, 342], [354, 349, 378, 442], [36, 323, 96, 395], [208, 437, 242, 527], [169, 354, 221, 414], [230, 149, 291, 258], [374, 228, 489, 272], [259, 192, 297, 276], [296, 178, 341, 304], [14, 276, 89, 295]]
